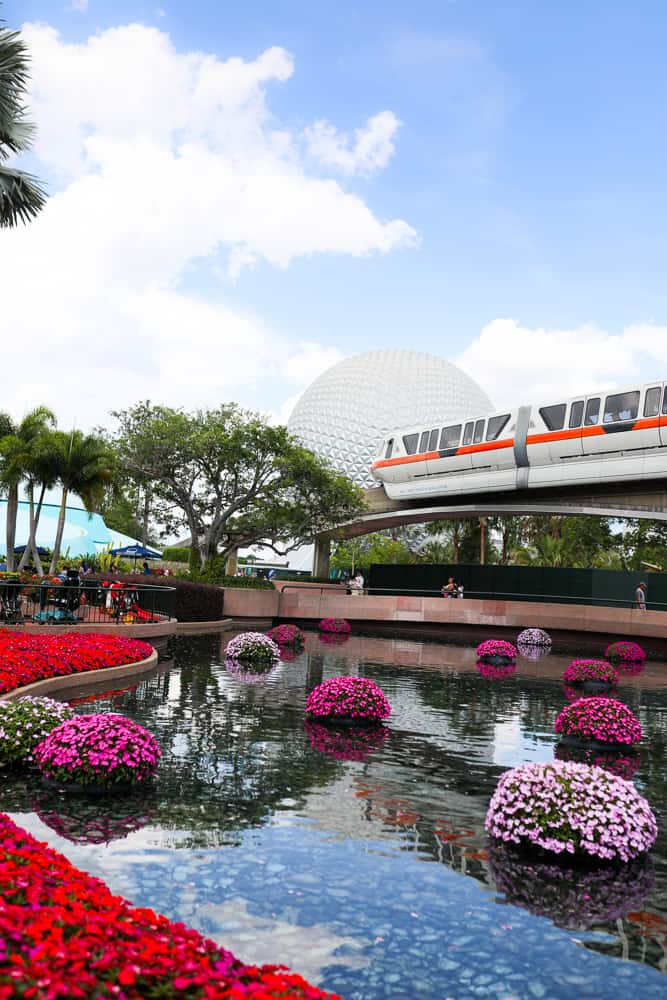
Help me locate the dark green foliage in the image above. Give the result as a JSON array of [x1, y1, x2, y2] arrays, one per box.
[[161, 546, 190, 563]]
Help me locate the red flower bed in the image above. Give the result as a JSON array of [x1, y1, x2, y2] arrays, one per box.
[[0, 812, 339, 999], [0, 632, 153, 696]]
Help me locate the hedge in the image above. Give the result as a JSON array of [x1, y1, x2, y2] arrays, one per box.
[[87, 574, 225, 623], [161, 546, 190, 563]]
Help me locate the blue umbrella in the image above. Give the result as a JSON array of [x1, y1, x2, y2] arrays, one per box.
[[14, 544, 50, 557], [109, 544, 162, 563]]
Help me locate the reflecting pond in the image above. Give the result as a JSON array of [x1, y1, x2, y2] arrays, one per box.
[[3, 632, 666, 999]]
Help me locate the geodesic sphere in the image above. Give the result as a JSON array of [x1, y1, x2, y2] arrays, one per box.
[[287, 349, 493, 487]]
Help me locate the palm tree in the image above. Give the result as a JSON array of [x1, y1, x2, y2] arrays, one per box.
[[0, 6, 46, 227], [17, 428, 61, 573], [0, 406, 55, 571], [47, 431, 115, 573]]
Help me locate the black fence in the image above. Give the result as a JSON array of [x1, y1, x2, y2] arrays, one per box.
[[0, 579, 176, 626], [367, 563, 667, 611]]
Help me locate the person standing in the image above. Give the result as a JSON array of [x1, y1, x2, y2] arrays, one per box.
[[635, 581, 647, 610]]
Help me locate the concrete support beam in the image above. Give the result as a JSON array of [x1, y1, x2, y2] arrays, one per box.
[[313, 536, 331, 579]]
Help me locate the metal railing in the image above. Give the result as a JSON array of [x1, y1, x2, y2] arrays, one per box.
[[0, 580, 176, 626], [279, 583, 665, 611]]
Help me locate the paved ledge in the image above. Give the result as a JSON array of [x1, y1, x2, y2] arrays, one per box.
[[175, 618, 234, 634], [0, 619, 177, 638], [0, 649, 159, 703]]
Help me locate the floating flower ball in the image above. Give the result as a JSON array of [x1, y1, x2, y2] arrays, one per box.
[[517, 628, 552, 647], [554, 742, 642, 782], [476, 660, 517, 681], [305, 676, 390, 721], [304, 720, 389, 761], [476, 639, 517, 663], [0, 696, 73, 766], [517, 642, 551, 661], [554, 697, 642, 746], [489, 844, 654, 927], [605, 641, 646, 670], [562, 659, 619, 686], [267, 624, 305, 648], [34, 714, 161, 788], [318, 617, 351, 634], [224, 657, 280, 684], [224, 632, 279, 662], [485, 760, 657, 861]]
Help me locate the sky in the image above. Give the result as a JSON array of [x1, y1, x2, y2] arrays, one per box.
[[5, 0, 667, 432]]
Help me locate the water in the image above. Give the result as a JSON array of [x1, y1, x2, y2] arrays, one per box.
[[2, 632, 666, 999]]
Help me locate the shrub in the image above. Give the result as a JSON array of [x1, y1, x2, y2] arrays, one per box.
[[0, 813, 339, 999], [220, 575, 274, 589], [605, 641, 646, 668], [562, 659, 619, 686], [318, 617, 351, 633], [305, 676, 391, 721], [516, 628, 551, 647], [34, 714, 161, 788], [87, 573, 225, 622], [554, 697, 642, 745], [476, 639, 517, 661], [304, 720, 389, 761], [160, 546, 190, 563], [267, 623, 305, 648], [224, 632, 279, 662], [476, 660, 516, 681], [0, 632, 153, 696], [0, 697, 73, 766], [485, 760, 657, 861], [193, 556, 275, 589]]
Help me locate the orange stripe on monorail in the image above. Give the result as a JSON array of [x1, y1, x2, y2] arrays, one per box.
[[371, 437, 514, 470]]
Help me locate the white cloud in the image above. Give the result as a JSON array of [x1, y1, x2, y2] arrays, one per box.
[[305, 110, 401, 176], [457, 317, 667, 408], [0, 23, 415, 430]]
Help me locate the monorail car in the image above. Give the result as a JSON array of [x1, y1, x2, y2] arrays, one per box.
[[371, 380, 667, 500]]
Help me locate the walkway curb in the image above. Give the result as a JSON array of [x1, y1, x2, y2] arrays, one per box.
[[0, 649, 160, 703]]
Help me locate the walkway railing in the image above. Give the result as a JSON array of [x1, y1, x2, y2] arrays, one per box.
[[280, 583, 664, 611], [0, 580, 176, 626]]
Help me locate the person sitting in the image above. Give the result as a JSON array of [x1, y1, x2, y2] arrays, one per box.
[[142, 561, 151, 575], [349, 571, 365, 595], [441, 577, 456, 598]]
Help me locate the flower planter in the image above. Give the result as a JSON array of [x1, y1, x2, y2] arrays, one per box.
[[305, 713, 384, 728], [582, 679, 614, 694], [41, 776, 146, 797], [480, 654, 513, 666], [557, 734, 635, 753]]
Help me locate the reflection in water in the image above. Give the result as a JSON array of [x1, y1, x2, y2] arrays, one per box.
[[1, 633, 666, 997], [554, 741, 643, 780]]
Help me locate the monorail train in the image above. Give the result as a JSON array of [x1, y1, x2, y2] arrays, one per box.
[[371, 380, 667, 500]]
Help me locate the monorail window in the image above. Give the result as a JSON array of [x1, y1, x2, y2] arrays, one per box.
[[644, 387, 661, 418], [603, 390, 639, 423], [663, 387, 667, 415], [569, 400, 584, 428], [473, 419, 485, 444], [486, 414, 510, 441], [439, 424, 462, 449], [584, 398, 600, 425], [462, 421, 474, 446], [384, 439, 393, 459], [402, 433, 419, 455], [539, 404, 566, 431], [428, 428, 439, 450], [419, 430, 430, 453]]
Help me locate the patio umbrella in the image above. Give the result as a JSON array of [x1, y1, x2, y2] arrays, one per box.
[[13, 545, 50, 557], [109, 544, 162, 566]]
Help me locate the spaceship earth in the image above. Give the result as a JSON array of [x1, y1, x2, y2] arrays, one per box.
[[287, 349, 494, 487]]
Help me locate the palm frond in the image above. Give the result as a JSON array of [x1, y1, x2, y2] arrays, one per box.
[[0, 164, 46, 226]]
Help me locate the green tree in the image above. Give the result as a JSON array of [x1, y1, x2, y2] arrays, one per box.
[[46, 430, 116, 573], [112, 403, 364, 569], [331, 532, 414, 574], [0, 406, 55, 571], [0, 7, 46, 227]]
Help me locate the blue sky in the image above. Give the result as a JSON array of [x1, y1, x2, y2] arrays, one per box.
[[4, 0, 667, 426]]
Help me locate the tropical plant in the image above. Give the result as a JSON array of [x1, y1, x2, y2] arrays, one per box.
[[45, 430, 115, 573], [0, 8, 46, 227], [485, 759, 657, 861], [0, 406, 56, 572]]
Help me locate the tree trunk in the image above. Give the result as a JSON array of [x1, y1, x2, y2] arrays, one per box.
[[18, 484, 45, 575], [49, 488, 69, 574], [5, 483, 18, 571], [142, 489, 150, 547]]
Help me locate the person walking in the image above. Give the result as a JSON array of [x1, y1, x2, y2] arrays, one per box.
[[635, 581, 647, 610]]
